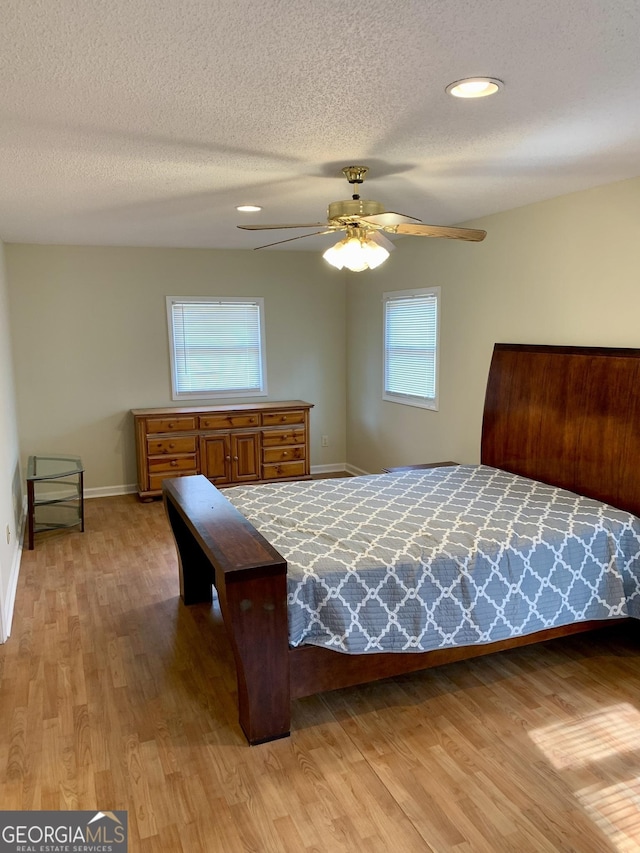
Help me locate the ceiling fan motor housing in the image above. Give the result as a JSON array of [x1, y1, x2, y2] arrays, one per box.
[[327, 198, 385, 224]]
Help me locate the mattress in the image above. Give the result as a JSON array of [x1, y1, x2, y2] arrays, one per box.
[[222, 465, 640, 654]]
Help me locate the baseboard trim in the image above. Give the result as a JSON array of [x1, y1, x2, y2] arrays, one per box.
[[344, 463, 371, 477], [78, 471, 374, 499], [310, 463, 348, 475], [85, 484, 138, 499], [1, 505, 25, 643]]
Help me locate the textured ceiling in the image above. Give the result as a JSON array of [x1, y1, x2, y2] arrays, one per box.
[[1, 0, 640, 250]]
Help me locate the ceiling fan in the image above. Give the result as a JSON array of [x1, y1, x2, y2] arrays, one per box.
[[237, 166, 486, 271]]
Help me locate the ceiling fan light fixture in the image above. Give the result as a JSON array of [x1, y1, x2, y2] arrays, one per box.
[[236, 204, 262, 212], [363, 238, 390, 269], [322, 241, 346, 270], [446, 77, 503, 98], [341, 236, 370, 272], [322, 232, 390, 272]]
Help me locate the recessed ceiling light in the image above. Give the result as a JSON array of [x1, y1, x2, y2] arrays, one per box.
[[446, 77, 503, 98], [236, 204, 262, 212]]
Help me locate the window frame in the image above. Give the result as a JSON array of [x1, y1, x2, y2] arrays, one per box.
[[382, 286, 440, 411], [166, 296, 268, 401]]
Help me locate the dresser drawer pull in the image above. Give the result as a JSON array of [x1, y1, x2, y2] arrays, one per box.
[[170, 460, 178, 466], [283, 451, 288, 456]]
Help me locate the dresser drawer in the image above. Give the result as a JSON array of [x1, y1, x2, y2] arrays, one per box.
[[262, 410, 306, 427], [199, 413, 260, 430], [262, 428, 306, 447], [146, 416, 196, 434], [262, 460, 307, 480], [148, 454, 197, 474], [149, 470, 197, 491], [147, 436, 197, 455], [263, 446, 305, 463]]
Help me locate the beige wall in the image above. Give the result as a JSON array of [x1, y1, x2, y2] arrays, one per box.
[[346, 175, 640, 473], [6, 174, 640, 494], [6, 245, 347, 491], [0, 239, 22, 639]]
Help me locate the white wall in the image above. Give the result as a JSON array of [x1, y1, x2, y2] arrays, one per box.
[[0, 239, 22, 640], [6, 245, 347, 492], [347, 175, 640, 473]]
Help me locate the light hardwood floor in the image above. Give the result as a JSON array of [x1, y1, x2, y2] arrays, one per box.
[[2, 494, 640, 852]]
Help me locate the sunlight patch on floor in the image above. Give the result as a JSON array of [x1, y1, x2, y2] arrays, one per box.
[[530, 702, 640, 851], [530, 703, 640, 770], [578, 778, 640, 852]]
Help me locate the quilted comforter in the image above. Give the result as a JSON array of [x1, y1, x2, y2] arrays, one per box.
[[222, 465, 640, 654]]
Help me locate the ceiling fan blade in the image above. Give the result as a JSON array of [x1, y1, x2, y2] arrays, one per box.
[[393, 223, 487, 242], [368, 231, 395, 252], [237, 223, 328, 231], [254, 229, 339, 249], [360, 211, 422, 227]]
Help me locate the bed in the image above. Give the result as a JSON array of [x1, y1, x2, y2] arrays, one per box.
[[163, 343, 640, 744]]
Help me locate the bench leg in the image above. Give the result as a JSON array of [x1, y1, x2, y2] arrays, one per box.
[[219, 572, 291, 744], [165, 499, 214, 604]]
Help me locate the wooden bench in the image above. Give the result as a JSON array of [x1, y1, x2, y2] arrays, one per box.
[[163, 475, 291, 744]]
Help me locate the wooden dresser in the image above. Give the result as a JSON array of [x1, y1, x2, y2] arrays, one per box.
[[132, 400, 313, 499]]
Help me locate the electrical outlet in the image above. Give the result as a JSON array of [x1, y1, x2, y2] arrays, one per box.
[[321, 435, 329, 447]]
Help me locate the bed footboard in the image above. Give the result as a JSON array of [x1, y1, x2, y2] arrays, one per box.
[[163, 475, 291, 744]]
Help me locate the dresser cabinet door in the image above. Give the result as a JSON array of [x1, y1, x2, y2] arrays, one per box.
[[200, 434, 232, 484], [231, 432, 261, 482]]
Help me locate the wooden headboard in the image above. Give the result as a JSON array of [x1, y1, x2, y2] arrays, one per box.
[[481, 343, 640, 517]]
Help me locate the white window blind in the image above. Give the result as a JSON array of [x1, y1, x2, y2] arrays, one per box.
[[167, 297, 267, 400], [383, 287, 440, 410]]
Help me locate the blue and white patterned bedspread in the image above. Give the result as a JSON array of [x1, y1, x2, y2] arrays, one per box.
[[222, 465, 640, 654]]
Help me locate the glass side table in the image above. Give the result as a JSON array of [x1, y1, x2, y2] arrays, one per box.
[[26, 455, 85, 550]]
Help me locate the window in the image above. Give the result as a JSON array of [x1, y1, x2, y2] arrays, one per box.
[[383, 287, 440, 410], [166, 297, 267, 400]]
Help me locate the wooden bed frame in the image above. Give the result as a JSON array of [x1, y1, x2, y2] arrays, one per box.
[[163, 344, 640, 744]]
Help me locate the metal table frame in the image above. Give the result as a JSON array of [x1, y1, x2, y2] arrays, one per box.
[[26, 455, 84, 549]]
